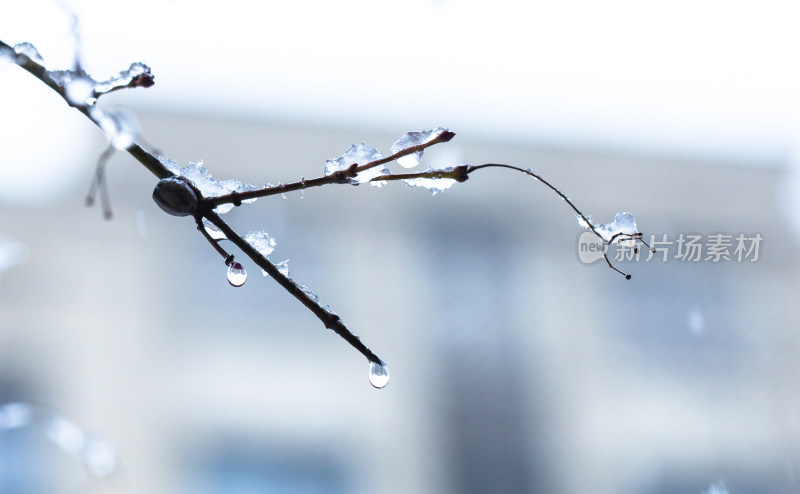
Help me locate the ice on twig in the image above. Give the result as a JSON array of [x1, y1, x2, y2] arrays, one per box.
[[50, 62, 154, 105], [300, 285, 320, 304], [403, 167, 459, 195], [12, 42, 44, 64], [93, 62, 154, 94], [202, 219, 226, 240], [245, 231, 277, 276], [89, 106, 139, 150], [390, 127, 450, 168], [324, 143, 389, 185], [160, 159, 259, 214], [584, 212, 640, 244], [276, 259, 290, 277], [245, 231, 276, 258]]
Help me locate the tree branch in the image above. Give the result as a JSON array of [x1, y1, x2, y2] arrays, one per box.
[[206, 130, 455, 208]]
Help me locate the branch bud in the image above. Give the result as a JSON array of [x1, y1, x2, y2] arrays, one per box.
[[152, 177, 199, 216]]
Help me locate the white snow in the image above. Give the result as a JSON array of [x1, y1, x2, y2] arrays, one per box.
[[587, 212, 639, 243], [12, 42, 44, 64], [160, 158, 258, 214], [244, 230, 276, 258], [93, 62, 151, 94]]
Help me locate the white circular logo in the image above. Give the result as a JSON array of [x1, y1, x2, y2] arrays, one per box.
[[577, 231, 606, 264]]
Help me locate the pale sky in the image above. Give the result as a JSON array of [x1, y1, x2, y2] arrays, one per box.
[[1, 0, 798, 202]]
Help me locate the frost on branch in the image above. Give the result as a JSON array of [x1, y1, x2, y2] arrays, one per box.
[[93, 62, 154, 93], [160, 159, 259, 213], [324, 143, 388, 185], [245, 230, 277, 275], [48, 63, 154, 107], [11, 42, 45, 64], [276, 259, 290, 277], [390, 127, 450, 168], [579, 211, 640, 243]]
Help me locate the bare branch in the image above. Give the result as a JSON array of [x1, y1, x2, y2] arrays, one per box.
[[201, 210, 385, 365], [207, 130, 456, 208]]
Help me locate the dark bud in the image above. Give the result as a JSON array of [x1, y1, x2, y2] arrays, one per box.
[[625, 274, 632, 280], [453, 165, 470, 183], [152, 177, 198, 216], [130, 71, 155, 88], [439, 130, 456, 142]]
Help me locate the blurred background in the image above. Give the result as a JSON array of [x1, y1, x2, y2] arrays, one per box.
[[1, 1, 799, 493]]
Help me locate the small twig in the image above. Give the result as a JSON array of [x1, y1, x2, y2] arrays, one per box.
[[196, 216, 231, 261], [370, 165, 470, 184], [85, 144, 115, 219], [207, 131, 455, 208], [202, 210, 385, 366]]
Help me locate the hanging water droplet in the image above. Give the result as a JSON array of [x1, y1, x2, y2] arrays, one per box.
[[368, 361, 390, 388], [226, 262, 247, 287]]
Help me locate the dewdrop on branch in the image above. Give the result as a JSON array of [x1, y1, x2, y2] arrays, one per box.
[[226, 260, 247, 287], [369, 361, 390, 388]]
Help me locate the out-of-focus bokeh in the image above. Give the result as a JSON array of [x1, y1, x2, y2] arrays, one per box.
[[1, 1, 799, 493]]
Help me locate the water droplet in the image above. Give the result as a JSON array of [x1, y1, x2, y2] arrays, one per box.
[[368, 361, 390, 388], [226, 262, 247, 287]]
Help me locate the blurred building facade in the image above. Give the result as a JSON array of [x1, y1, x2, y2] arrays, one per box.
[[1, 112, 799, 494]]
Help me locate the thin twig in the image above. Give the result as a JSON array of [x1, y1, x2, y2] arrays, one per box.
[[196, 217, 231, 261], [85, 144, 115, 219], [207, 131, 455, 208], [2, 37, 384, 366], [202, 209, 384, 365]]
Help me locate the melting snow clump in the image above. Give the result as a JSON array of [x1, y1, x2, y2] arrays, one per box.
[[390, 127, 450, 168], [159, 158, 259, 214], [324, 143, 388, 185], [581, 212, 639, 243], [245, 231, 276, 258], [403, 167, 459, 195]]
